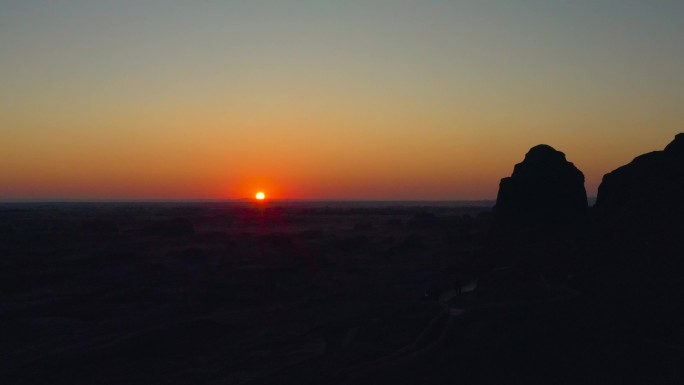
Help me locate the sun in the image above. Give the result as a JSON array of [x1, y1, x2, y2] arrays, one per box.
[[255, 191, 266, 201]]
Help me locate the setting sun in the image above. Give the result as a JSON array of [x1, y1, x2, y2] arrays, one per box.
[[255, 192, 266, 201]]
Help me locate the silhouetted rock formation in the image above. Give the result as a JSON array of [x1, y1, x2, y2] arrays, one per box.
[[586, 134, 684, 342], [596, 133, 684, 229], [591, 132, 684, 288], [479, 145, 588, 274], [495, 144, 588, 226]]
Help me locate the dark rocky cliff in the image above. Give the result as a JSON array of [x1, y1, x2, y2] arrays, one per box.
[[596, 133, 684, 229], [495, 144, 588, 227]]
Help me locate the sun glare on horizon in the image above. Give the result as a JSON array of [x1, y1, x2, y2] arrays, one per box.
[[255, 192, 266, 201]]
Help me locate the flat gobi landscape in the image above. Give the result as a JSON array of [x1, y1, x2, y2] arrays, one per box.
[[1, 202, 493, 384]]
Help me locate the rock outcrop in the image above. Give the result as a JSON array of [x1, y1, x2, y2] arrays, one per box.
[[588, 134, 684, 333], [495, 144, 588, 226], [481, 145, 588, 273], [596, 133, 684, 227]]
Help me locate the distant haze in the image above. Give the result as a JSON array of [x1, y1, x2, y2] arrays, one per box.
[[2, 1, 683, 200]]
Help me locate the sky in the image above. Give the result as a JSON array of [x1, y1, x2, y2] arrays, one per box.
[[1, 0, 683, 200]]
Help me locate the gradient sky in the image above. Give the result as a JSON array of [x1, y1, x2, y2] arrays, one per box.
[[2, 1, 683, 200]]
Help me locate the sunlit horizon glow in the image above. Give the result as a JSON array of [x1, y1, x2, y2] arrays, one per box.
[[1, 1, 683, 201]]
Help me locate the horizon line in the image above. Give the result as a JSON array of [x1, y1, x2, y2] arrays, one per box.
[[0, 197, 599, 205], [0, 198, 500, 203]]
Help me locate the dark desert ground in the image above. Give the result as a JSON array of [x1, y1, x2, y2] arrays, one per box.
[[1, 201, 495, 384], [3, 135, 684, 384]]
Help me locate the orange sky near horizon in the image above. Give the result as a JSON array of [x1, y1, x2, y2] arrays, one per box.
[[1, 2, 682, 201]]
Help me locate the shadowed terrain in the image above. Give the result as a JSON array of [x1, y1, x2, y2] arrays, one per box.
[[0, 202, 491, 384]]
